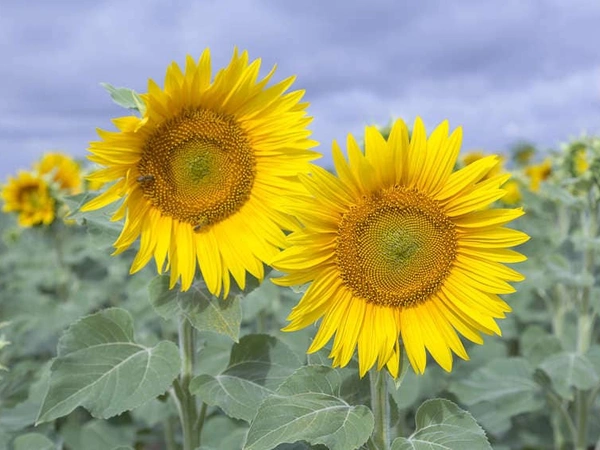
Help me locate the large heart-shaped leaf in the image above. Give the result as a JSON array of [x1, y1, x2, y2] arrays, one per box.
[[539, 351, 600, 400], [190, 334, 301, 422], [37, 308, 180, 422], [391, 399, 492, 450], [244, 365, 374, 450]]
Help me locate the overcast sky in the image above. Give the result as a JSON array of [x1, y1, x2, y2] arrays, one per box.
[[1, 0, 599, 178]]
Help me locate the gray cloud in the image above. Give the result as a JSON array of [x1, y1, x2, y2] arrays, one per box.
[[1, 0, 599, 178]]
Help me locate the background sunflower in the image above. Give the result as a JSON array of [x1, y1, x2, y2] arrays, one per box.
[[1, 171, 55, 227]]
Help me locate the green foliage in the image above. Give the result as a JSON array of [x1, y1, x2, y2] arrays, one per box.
[[391, 399, 492, 450], [149, 275, 243, 341], [13, 433, 55, 450], [4, 132, 600, 449], [244, 366, 374, 450], [539, 352, 599, 400], [100, 82, 146, 114], [37, 308, 180, 422], [190, 335, 302, 422]]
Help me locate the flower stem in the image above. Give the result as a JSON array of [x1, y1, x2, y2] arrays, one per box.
[[196, 401, 208, 446], [370, 369, 390, 450], [575, 390, 589, 450], [164, 416, 177, 450], [573, 189, 598, 450], [175, 316, 199, 450], [545, 388, 577, 446]]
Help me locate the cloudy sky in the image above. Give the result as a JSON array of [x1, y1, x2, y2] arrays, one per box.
[[1, 0, 599, 178]]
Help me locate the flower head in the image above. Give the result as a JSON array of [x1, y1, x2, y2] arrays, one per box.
[[83, 49, 317, 295], [36, 152, 82, 194], [525, 159, 552, 192], [272, 118, 528, 376], [501, 180, 522, 205], [1, 171, 55, 227]]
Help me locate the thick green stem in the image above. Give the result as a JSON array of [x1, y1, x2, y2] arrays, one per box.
[[369, 369, 390, 450], [545, 389, 578, 445], [573, 190, 598, 450], [575, 390, 589, 450], [550, 411, 566, 450], [50, 222, 70, 301], [164, 416, 177, 450], [196, 401, 208, 447], [551, 286, 568, 341], [176, 317, 199, 450]]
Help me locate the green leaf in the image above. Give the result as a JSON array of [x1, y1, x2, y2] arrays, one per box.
[[189, 334, 301, 422], [196, 332, 234, 376], [63, 193, 124, 250], [450, 357, 541, 406], [244, 365, 374, 450], [389, 370, 420, 410], [13, 433, 55, 450], [131, 397, 177, 427], [391, 399, 492, 450], [539, 351, 600, 400], [61, 418, 136, 450], [520, 325, 563, 366], [37, 308, 180, 423], [149, 275, 242, 342], [449, 357, 544, 432], [587, 345, 600, 377], [0, 363, 50, 432], [198, 415, 248, 450], [101, 82, 146, 114], [79, 421, 135, 450]]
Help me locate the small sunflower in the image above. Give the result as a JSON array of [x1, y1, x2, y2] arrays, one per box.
[[501, 180, 522, 205], [525, 159, 552, 192], [272, 118, 528, 377], [570, 145, 589, 176], [83, 48, 317, 296], [36, 152, 82, 194], [1, 171, 55, 227]]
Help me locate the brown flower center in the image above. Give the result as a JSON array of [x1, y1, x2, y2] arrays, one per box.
[[336, 186, 457, 307], [137, 108, 255, 231]]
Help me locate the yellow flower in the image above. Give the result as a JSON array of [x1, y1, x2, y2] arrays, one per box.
[[525, 159, 552, 192], [36, 152, 82, 194], [272, 118, 528, 377], [512, 144, 535, 166], [501, 180, 522, 205], [573, 148, 589, 175], [1, 171, 55, 227], [83, 49, 318, 295]]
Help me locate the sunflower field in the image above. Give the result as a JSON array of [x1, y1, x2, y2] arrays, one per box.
[[0, 50, 599, 450]]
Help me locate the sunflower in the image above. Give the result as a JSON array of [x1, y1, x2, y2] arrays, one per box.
[[36, 152, 82, 194], [272, 118, 528, 377], [570, 145, 589, 176], [82, 49, 317, 295], [525, 159, 552, 192], [1, 171, 55, 227], [501, 180, 522, 205]]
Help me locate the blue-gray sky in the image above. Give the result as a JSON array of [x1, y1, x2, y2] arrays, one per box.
[[1, 0, 599, 178]]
